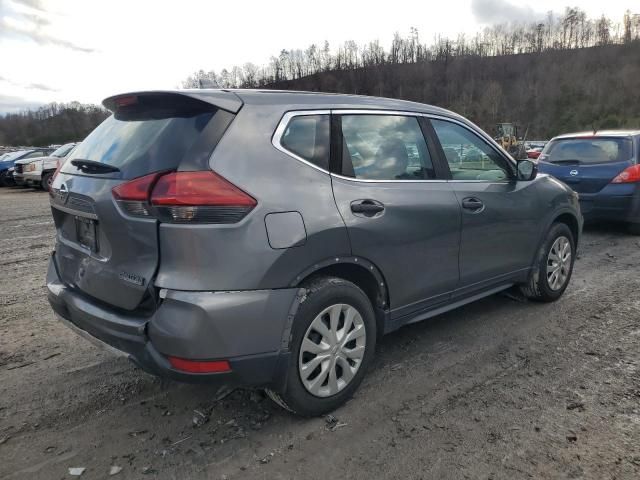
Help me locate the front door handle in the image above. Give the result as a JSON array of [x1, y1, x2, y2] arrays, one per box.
[[351, 199, 384, 216], [461, 197, 484, 212]]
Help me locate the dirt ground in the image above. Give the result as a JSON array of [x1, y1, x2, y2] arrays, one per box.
[[0, 187, 639, 480]]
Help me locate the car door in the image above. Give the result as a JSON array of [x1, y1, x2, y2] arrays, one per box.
[[329, 112, 461, 320], [428, 117, 540, 296]]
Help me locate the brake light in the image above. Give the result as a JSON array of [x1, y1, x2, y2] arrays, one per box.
[[151, 171, 256, 206], [112, 172, 161, 201], [611, 165, 640, 184], [111, 172, 162, 216], [111, 170, 256, 223], [150, 171, 256, 223], [168, 356, 231, 374], [115, 95, 137, 107]]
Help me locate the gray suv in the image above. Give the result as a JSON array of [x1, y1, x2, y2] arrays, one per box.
[[47, 90, 582, 416]]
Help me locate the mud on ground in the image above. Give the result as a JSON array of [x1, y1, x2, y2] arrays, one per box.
[[0, 187, 639, 479]]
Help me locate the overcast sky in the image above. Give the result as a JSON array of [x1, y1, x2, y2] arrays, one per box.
[[0, 0, 636, 113]]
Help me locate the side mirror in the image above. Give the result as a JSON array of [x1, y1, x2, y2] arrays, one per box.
[[517, 159, 537, 181]]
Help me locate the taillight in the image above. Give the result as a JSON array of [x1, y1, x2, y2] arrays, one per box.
[[112, 172, 162, 216], [112, 171, 256, 223], [611, 164, 640, 184]]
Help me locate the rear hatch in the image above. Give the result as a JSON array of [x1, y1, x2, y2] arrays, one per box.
[[50, 92, 240, 311], [538, 136, 635, 194]]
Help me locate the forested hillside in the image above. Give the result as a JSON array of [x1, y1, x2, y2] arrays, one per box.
[[271, 42, 640, 138], [3, 8, 639, 145], [185, 8, 640, 138], [0, 102, 108, 147]]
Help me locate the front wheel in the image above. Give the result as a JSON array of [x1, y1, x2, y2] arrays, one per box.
[[0, 171, 14, 187], [521, 222, 575, 302], [266, 276, 377, 416], [41, 172, 53, 191]]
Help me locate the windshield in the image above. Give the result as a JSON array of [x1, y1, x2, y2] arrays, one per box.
[[541, 137, 633, 164], [51, 143, 76, 158]]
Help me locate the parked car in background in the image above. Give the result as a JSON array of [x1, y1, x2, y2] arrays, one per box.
[[1, 150, 29, 186], [527, 148, 542, 159], [1, 151, 22, 186], [21, 142, 78, 189], [47, 90, 581, 416], [8, 149, 53, 187], [538, 130, 640, 234], [525, 141, 547, 160]]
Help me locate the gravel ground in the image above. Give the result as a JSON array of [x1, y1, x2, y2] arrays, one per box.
[[0, 187, 639, 480]]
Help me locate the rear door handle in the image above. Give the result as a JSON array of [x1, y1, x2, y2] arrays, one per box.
[[351, 200, 384, 216], [461, 197, 484, 212]]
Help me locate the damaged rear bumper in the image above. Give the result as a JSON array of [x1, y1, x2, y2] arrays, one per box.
[[47, 252, 299, 388]]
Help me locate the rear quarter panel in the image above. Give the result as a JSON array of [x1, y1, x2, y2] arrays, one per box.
[[154, 104, 351, 291]]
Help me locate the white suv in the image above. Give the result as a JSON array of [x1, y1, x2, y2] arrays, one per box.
[[22, 143, 77, 189]]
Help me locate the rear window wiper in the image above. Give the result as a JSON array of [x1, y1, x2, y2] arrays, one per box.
[[549, 159, 582, 165], [70, 159, 120, 174]]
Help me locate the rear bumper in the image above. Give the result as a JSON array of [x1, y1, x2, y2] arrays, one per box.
[[47, 253, 299, 387], [579, 184, 640, 224]]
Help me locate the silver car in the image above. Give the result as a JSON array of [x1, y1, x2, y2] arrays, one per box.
[[47, 90, 582, 415]]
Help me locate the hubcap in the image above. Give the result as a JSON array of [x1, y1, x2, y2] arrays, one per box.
[[298, 304, 366, 398], [547, 236, 572, 291]]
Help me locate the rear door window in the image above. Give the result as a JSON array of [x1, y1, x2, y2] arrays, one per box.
[[540, 138, 633, 164], [279, 114, 330, 170], [339, 114, 435, 180]]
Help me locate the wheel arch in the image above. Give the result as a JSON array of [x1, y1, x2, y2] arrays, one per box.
[[529, 208, 581, 271], [290, 257, 390, 337], [552, 212, 580, 248]]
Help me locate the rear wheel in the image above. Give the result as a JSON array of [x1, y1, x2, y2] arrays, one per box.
[[41, 172, 53, 191], [266, 276, 376, 416], [521, 222, 575, 302], [628, 223, 640, 236]]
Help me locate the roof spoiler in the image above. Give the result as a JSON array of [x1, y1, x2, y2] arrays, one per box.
[[102, 90, 244, 114]]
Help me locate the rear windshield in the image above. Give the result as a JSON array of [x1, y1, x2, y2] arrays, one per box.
[[541, 137, 633, 164], [61, 108, 215, 179]]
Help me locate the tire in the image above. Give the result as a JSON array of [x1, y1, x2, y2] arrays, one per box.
[[41, 172, 53, 191], [0, 172, 12, 187], [520, 222, 575, 302], [266, 276, 377, 416], [628, 223, 640, 236]]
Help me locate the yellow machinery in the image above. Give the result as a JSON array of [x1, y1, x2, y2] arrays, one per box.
[[495, 123, 520, 154]]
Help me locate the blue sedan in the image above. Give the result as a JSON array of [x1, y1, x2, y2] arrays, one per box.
[[0, 150, 50, 186], [537, 131, 640, 234]]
